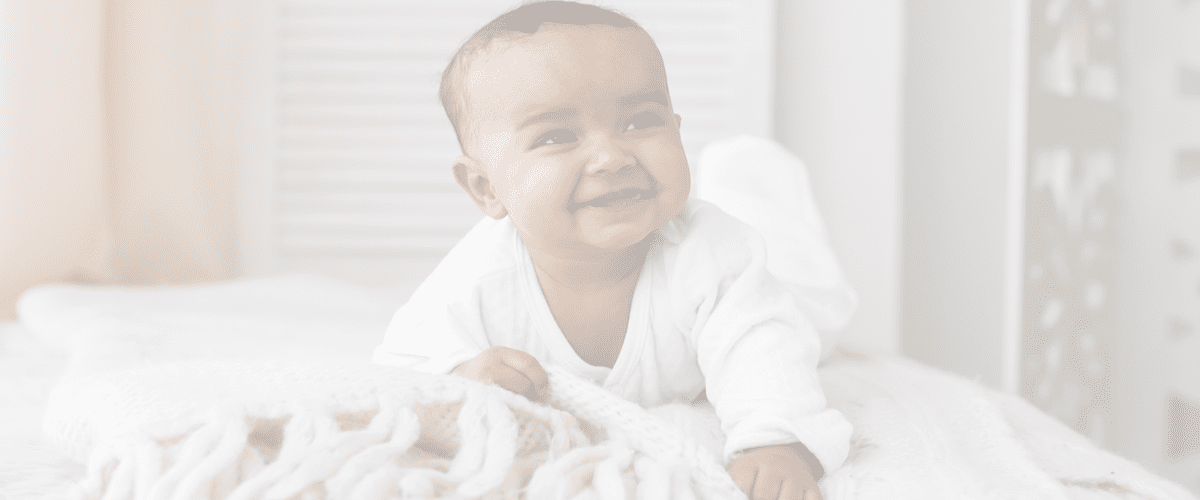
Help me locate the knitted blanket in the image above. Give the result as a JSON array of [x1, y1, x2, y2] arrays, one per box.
[[19, 278, 1199, 500]]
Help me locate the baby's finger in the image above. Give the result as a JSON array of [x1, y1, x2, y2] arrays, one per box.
[[777, 479, 795, 500], [520, 360, 550, 401], [496, 348, 549, 401], [751, 473, 783, 500], [493, 346, 535, 370], [489, 364, 537, 399], [784, 481, 823, 500], [776, 480, 809, 500], [728, 463, 758, 499]]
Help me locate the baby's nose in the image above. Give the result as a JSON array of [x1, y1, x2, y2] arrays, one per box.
[[584, 138, 635, 175]]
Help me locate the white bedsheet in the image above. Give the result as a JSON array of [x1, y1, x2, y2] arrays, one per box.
[[0, 321, 79, 500], [3, 277, 1197, 500]]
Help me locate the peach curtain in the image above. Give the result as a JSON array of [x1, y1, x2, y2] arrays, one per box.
[[0, 0, 241, 319]]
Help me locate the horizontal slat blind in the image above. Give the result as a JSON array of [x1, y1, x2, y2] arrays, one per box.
[[242, 0, 774, 294]]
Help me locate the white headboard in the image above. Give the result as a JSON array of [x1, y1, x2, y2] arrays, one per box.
[[239, 0, 776, 294]]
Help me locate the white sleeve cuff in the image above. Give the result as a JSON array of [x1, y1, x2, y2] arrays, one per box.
[[372, 344, 477, 375], [723, 411, 853, 476]]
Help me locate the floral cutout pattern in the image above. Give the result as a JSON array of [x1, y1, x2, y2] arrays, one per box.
[[1166, 0, 1200, 469], [1021, 0, 1120, 446]]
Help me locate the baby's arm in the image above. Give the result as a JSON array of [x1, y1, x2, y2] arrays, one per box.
[[373, 295, 482, 374], [697, 283, 846, 500], [673, 206, 851, 499], [374, 217, 510, 374], [376, 277, 549, 401], [704, 299, 837, 500]]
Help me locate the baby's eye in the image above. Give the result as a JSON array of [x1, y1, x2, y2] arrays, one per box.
[[624, 112, 665, 132], [534, 129, 578, 147]]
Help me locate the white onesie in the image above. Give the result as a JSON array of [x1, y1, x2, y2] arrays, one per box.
[[373, 199, 853, 474]]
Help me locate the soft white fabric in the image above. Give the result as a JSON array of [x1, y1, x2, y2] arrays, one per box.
[[19, 279, 753, 500], [0, 322, 79, 500], [695, 135, 857, 358], [375, 199, 853, 471], [16, 278, 1200, 500], [817, 352, 1198, 500]]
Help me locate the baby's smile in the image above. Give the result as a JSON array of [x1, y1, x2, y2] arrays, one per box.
[[572, 187, 656, 210], [455, 23, 690, 254], [569, 170, 659, 212]]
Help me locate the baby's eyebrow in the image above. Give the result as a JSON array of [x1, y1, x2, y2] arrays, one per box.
[[518, 107, 577, 130], [617, 90, 669, 108]]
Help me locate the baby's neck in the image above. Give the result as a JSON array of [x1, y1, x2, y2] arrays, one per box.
[[526, 238, 651, 293], [526, 238, 652, 368]]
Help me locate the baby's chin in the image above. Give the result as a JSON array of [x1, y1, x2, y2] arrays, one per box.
[[572, 211, 672, 252], [577, 229, 653, 252]]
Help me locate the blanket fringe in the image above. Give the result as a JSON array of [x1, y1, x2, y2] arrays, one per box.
[[68, 366, 743, 500]]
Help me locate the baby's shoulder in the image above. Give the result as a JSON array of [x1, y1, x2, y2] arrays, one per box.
[[657, 199, 767, 275], [408, 216, 522, 300]]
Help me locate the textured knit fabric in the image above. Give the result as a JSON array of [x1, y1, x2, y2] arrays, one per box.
[[374, 199, 852, 472], [17, 279, 1200, 500], [19, 278, 747, 500]]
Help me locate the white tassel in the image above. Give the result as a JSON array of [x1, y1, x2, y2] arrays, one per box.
[[69, 364, 744, 500], [98, 452, 134, 500], [397, 469, 436, 498], [210, 448, 241, 499], [457, 395, 518, 497], [527, 444, 608, 499], [634, 456, 670, 500], [225, 409, 320, 500], [262, 412, 340, 500], [591, 441, 634, 500], [149, 419, 227, 500], [446, 388, 489, 482], [276, 420, 389, 494], [348, 461, 403, 500], [326, 407, 419, 498], [171, 417, 248, 500], [262, 412, 343, 499], [671, 460, 703, 500], [237, 446, 266, 486], [77, 436, 119, 500], [132, 440, 163, 500]]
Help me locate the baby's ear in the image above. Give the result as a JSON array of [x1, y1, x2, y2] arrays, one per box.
[[452, 155, 508, 220], [674, 114, 682, 129]]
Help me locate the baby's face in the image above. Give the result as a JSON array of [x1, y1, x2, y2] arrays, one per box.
[[461, 24, 690, 256]]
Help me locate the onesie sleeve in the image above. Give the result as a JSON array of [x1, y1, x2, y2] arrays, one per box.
[[372, 217, 497, 374], [372, 296, 482, 375], [676, 203, 853, 475]]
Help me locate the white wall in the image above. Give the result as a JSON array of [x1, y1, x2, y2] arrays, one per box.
[[774, 1, 905, 353], [900, 0, 1028, 390]]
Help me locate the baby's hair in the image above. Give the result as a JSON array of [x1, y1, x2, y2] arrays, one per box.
[[439, 1, 663, 153]]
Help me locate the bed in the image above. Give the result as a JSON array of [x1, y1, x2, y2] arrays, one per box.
[[0, 134, 1190, 500], [0, 275, 1194, 500]]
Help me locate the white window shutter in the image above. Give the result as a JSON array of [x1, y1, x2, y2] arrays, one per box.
[[240, 0, 776, 294]]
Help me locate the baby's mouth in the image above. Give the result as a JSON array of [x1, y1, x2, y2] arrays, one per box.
[[570, 188, 656, 211]]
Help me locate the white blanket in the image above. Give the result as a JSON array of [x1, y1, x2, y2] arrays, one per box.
[[15, 277, 1198, 500]]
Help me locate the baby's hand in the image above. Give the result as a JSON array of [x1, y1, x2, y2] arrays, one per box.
[[727, 443, 823, 500], [451, 346, 549, 402]]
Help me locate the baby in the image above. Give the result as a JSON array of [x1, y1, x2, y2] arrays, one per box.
[[374, 2, 852, 499]]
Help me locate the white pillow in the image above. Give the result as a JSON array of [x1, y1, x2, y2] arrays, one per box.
[[696, 135, 857, 359]]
